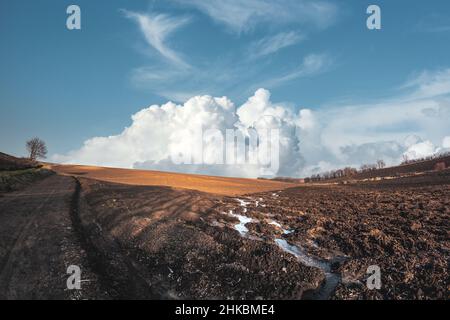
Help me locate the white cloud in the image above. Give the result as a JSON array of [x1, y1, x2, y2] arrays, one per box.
[[248, 31, 305, 59], [129, 65, 204, 101], [123, 10, 190, 68], [259, 53, 332, 88], [53, 89, 305, 178], [296, 109, 316, 131], [299, 69, 450, 172], [404, 134, 423, 148], [122, 8, 332, 101], [402, 141, 439, 160], [443, 136, 450, 149], [402, 68, 450, 100], [54, 69, 450, 178], [174, 0, 337, 33], [130, 52, 331, 102]]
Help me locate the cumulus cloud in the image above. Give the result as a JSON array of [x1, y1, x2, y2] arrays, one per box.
[[296, 69, 450, 175], [53, 69, 450, 178], [402, 140, 439, 160], [123, 10, 190, 68], [443, 136, 450, 149], [295, 69, 450, 174], [53, 89, 305, 178]]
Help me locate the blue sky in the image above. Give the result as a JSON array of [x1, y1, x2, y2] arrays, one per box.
[[1, 0, 450, 176]]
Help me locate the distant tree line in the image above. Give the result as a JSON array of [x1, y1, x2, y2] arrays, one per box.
[[400, 151, 450, 165], [305, 152, 450, 183], [305, 166, 360, 183], [306, 159, 386, 182]]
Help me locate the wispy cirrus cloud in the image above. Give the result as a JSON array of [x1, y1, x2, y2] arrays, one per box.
[[122, 4, 335, 101], [130, 53, 332, 102], [173, 0, 338, 33], [401, 68, 450, 100], [415, 13, 450, 33], [129, 63, 227, 102], [248, 31, 305, 59], [122, 10, 191, 68], [258, 53, 332, 88]]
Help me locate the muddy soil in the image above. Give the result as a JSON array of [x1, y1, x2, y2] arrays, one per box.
[[235, 173, 450, 299], [74, 178, 323, 299], [0, 170, 448, 300], [0, 175, 107, 299]]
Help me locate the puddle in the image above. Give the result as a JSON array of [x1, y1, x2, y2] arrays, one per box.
[[275, 239, 328, 270], [227, 210, 253, 236], [235, 198, 250, 213], [224, 199, 341, 299], [257, 198, 267, 207], [233, 215, 253, 235], [269, 220, 294, 235], [269, 221, 282, 228], [221, 200, 341, 300], [275, 239, 341, 300], [236, 198, 250, 207]]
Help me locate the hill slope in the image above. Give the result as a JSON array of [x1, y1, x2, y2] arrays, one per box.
[[51, 164, 297, 196], [0, 152, 40, 171]]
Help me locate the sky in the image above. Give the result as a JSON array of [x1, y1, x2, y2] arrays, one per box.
[[1, 0, 450, 177]]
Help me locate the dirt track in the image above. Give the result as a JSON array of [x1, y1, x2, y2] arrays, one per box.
[[0, 175, 106, 299]]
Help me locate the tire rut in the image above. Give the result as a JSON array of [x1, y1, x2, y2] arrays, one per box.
[[69, 177, 166, 299]]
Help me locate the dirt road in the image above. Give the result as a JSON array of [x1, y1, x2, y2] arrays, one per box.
[[0, 175, 106, 299]]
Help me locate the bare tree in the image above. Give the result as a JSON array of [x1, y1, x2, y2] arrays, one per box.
[[26, 137, 47, 160], [402, 154, 409, 164], [360, 164, 369, 172], [343, 167, 357, 177], [376, 159, 386, 169]]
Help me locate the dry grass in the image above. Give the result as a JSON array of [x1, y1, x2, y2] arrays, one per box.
[[51, 164, 297, 196]]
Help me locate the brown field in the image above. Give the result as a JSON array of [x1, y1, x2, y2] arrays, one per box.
[[50, 164, 296, 196], [0, 155, 448, 300], [55, 169, 447, 300], [235, 173, 450, 299]]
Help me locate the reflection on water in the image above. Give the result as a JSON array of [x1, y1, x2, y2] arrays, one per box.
[[275, 238, 341, 300]]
